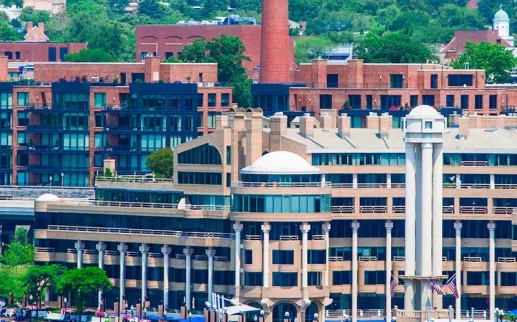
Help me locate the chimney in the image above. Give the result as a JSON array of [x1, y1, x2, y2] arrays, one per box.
[[38, 22, 44, 34], [458, 116, 469, 139], [337, 113, 351, 138], [215, 115, 228, 130], [299, 113, 314, 138], [269, 112, 287, 151], [379, 112, 392, 138], [26, 22, 33, 30], [366, 112, 380, 129], [260, 0, 290, 82], [144, 56, 161, 82], [320, 112, 332, 129], [245, 110, 263, 166]]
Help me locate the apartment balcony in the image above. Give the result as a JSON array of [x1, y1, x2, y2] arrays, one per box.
[[360, 206, 387, 214], [460, 161, 488, 166], [232, 181, 331, 188]]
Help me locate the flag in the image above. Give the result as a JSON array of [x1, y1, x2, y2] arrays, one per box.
[[390, 274, 399, 297], [446, 274, 459, 299], [430, 280, 444, 295]]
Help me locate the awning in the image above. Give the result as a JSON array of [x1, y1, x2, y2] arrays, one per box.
[[224, 304, 261, 316]]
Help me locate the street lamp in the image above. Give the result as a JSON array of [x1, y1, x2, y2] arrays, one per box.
[[254, 316, 258, 322], [63, 297, 67, 308], [285, 311, 290, 322], [144, 307, 147, 319], [61, 172, 64, 189], [29, 295, 33, 322], [188, 311, 192, 322], [314, 313, 319, 322], [49, 176, 53, 192]]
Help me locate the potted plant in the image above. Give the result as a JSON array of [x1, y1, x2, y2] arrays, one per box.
[[185, 76, 191, 82], [131, 141, 137, 151], [113, 77, 119, 84], [54, 139, 59, 150], [104, 168, 113, 177], [342, 100, 351, 110]]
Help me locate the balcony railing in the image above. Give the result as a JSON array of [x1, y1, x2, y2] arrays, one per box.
[[498, 257, 516, 263], [331, 206, 355, 214], [325, 309, 385, 319], [392, 206, 405, 213], [359, 256, 377, 262], [443, 206, 455, 214], [461, 161, 488, 166], [96, 175, 174, 184], [36, 247, 55, 252], [459, 206, 488, 214], [331, 183, 353, 188], [46, 225, 234, 239], [494, 184, 517, 189], [464, 256, 483, 262], [360, 206, 387, 213], [329, 256, 343, 262], [459, 183, 490, 189], [232, 181, 331, 188], [357, 183, 388, 188], [493, 207, 517, 214], [60, 199, 229, 211], [393, 256, 405, 262]]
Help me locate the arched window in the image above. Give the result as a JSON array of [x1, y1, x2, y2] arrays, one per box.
[[5, 51, 12, 60], [178, 144, 222, 165]]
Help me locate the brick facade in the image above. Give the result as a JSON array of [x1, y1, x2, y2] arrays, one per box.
[[0, 42, 86, 62]]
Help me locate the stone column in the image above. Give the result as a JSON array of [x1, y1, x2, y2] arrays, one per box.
[[75, 241, 84, 268], [118, 243, 127, 305], [404, 143, 416, 310], [301, 223, 310, 304], [322, 222, 331, 287], [488, 222, 496, 322], [490, 174, 495, 190], [234, 222, 243, 297], [97, 242, 105, 307], [454, 222, 462, 320], [262, 223, 271, 288], [351, 221, 360, 322], [140, 244, 149, 304], [352, 174, 358, 189], [162, 246, 171, 308], [420, 143, 433, 309], [386, 173, 392, 189], [184, 247, 194, 311], [207, 248, 216, 305], [385, 221, 393, 322]]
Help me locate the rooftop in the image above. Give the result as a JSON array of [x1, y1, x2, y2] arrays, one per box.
[[240, 151, 321, 175]]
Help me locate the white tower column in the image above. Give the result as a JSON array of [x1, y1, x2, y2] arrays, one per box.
[[75, 241, 84, 268], [322, 222, 331, 287], [404, 143, 417, 310], [301, 223, 310, 304], [385, 221, 393, 322], [432, 143, 444, 308], [140, 244, 149, 303], [420, 143, 434, 309], [96, 242, 105, 306], [184, 247, 193, 310], [118, 243, 127, 304], [207, 248, 215, 305], [262, 223, 271, 288], [488, 222, 496, 322], [454, 222, 462, 320], [162, 246, 171, 308], [234, 222, 243, 293], [351, 221, 360, 322]]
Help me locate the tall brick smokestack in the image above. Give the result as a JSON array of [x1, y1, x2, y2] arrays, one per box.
[[260, 0, 290, 83]]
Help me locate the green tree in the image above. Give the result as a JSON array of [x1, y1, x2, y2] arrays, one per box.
[[65, 48, 114, 62], [0, 21, 22, 41], [202, 0, 228, 18], [163, 55, 181, 63], [21, 264, 67, 304], [294, 37, 336, 64], [138, 0, 168, 20], [205, 35, 249, 82], [451, 41, 517, 84], [0, 228, 34, 267], [178, 39, 208, 62], [231, 76, 252, 107], [57, 267, 112, 313], [146, 148, 174, 178], [109, 0, 129, 14], [354, 30, 435, 63], [0, 271, 23, 302], [0, 12, 9, 23], [19, 7, 51, 25]]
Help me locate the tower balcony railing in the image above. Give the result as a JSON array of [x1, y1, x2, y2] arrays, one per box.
[[96, 175, 174, 184], [498, 257, 516, 263], [360, 206, 387, 213], [232, 181, 331, 188], [392, 206, 405, 213], [328, 256, 343, 262], [463, 256, 483, 262], [459, 206, 488, 214], [46, 225, 235, 239], [331, 183, 354, 188], [493, 207, 517, 214], [59, 199, 229, 211], [443, 205, 455, 214], [358, 256, 377, 262], [459, 183, 490, 189], [331, 206, 355, 214], [461, 161, 489, 166], [393, 256, 405, 262], [357, 183, 388, 188]]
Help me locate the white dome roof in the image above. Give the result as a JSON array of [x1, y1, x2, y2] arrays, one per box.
[[241, 151, 321, 175], [36, 193, 60, 202], [407, 105, 440, 119], [494, 9, 509, 20]]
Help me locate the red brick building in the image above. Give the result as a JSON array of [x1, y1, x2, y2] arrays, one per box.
[[442, 30, 512, 60], [135, 24, 296, 79]]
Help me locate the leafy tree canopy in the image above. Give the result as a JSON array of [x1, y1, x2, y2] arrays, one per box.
[[354, 30, 435, 64], [21, 264, 67, 302], [19, 7, 51, 25], [451, 41, 517, 84], [65, 48, 114, 62], [0, 228, 34, 267], [294, 37, 337, 64], [57, 267, 112, 313], [146, 148, 174, 178]]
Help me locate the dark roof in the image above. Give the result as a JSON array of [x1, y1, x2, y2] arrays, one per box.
[[442, 30, 511, 58]]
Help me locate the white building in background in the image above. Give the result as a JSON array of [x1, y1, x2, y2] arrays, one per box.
[[493, 7, 514, 47]]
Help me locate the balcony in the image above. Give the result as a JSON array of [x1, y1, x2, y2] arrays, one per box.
[[232, 181, 331, 188], [493, 207, 517, 215], [494, 184, 517, 189], [360, 206, 387, 214], [96, 175, 173, 184], [357, 183, 388, 188], [61, 199, 230, 211], [459, 206, 488, 214], [461, 161, 488, 166], [331, 183, 353, 188], [331, 206, 355, 214]]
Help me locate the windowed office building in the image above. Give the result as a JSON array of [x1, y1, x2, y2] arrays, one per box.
[[33, 108, 517, 322], [1, 56, 232, 186]]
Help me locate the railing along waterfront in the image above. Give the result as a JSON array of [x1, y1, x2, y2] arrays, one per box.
[[60, 199, 229, 211], [46, 225, 234, 239], [232, 181, 331, 188], [96, 175, 173, 184]]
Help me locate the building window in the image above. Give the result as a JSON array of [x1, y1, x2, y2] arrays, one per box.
[[390, 74, 403, 88], [475, 95, 483, 110], [430, 74, 438, 89], [422, 95, 435, 106], [208, 94, 216, 108], [272, 272, 297, 287], [332, 271, 351, 285], [446, 95, 455, 107], [244, 272, 262, 286], [348, 95, 361, 109], [319, 95, 332, 109], [366, 95, 373, 109], [461, 95, 469, 109], [207, 113, 217, 128], [17, 92, 29, 107], [489, 95, 497, 110], [410, 95, 418, 108], [365, 271, 386, 285], [177, 172, 222, 185], [197, 94, 204, 107], [178, 144, 222, 165], [244, 250, 252, 265], [165, 52, 173, 59], [15, 51, 20, 60], [226, 146, 231, 165], [17, 112, 28, 126], [327, 74, 338, 88], [94, 112, 104, 128], [448, 74, 473, 87], [221, 93, 230, 107], [425, 121, 432, 129], [308, 272, 321, 286], [308, 249, 326, 264], [94, 93, 106, 108], [272, 250, 294, 265]]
